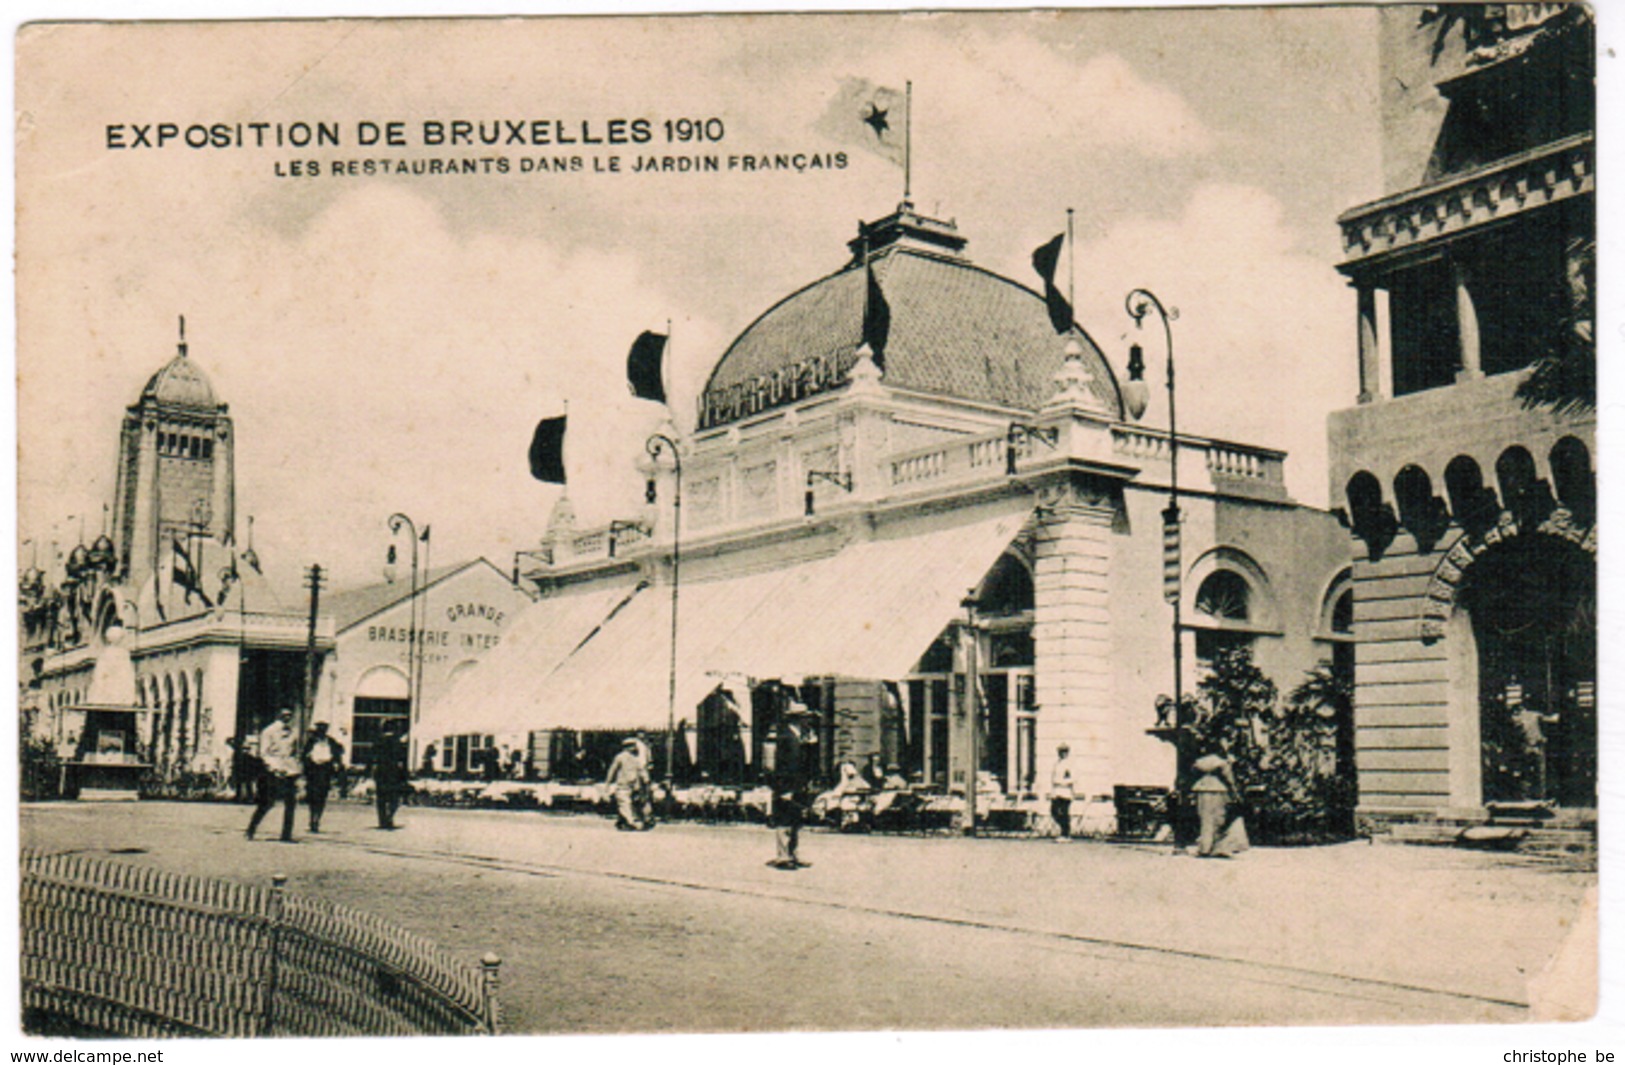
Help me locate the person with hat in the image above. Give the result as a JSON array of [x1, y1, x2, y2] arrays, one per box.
[[1048, 743, 1076, 841], [766, 703, 817, 869], [372, 718, 410, 830], [605, 737, 652, 831], [246, 708, 300, 842], [301, 719, 345, 833]]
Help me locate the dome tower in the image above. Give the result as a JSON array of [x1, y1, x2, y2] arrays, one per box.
[[698, 203, 1122, 430], [110, 316, 236, 594]]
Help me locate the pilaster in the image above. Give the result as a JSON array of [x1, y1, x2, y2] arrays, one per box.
[[1032, 482, 1118, 799], [1357, 285, 1381, 403]]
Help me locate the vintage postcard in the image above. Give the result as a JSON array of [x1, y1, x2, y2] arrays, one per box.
[[12, 4, 1603, 1049]]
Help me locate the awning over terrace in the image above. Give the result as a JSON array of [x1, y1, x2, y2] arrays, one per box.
[[425, 498, 1032, 743]]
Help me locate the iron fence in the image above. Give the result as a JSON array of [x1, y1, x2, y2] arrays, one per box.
[[20, 850, 501, 1038]]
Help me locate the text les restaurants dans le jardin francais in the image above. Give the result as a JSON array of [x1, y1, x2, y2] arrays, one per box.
[[104, 118, 851, 176]]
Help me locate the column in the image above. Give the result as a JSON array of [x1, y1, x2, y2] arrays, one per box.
[[1452, 259, 1482, 382], [1357, 284, 1381, 403], [1032, 486, 1117, 798], [127, 415, 161, 593], [212, 421, 235, 541]]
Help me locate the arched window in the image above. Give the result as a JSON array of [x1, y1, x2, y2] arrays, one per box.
[[176, 671, 191, 763], [1500, 445, 1557, 528], [1549, 436, 1594, 524], [1194, 570, 1253, 669], [195, 668, 207, 753], [353, 666, 411, 769], [161, 674, 176, 764], [1332, 590, 1353, 636], [1395, 465, 1449, 552], [1346, 470, 1396, 559], [1446, 454, 1499, 536], [1195, 570, 1250, 622]]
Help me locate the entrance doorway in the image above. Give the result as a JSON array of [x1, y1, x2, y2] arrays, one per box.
[[1461, 533, 1596, 807]]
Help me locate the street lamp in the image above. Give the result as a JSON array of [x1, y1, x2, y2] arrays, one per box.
[[387, 513, 427, 765], [645, 433, 682, 792], [1123, 287, 1184, 736]]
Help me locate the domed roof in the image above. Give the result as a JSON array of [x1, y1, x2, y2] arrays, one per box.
[[700, 209, 1122, 426], [140, 351, 220, 410]]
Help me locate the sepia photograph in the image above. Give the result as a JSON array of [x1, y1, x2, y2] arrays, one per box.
[[9, 2, 1607, 1052]]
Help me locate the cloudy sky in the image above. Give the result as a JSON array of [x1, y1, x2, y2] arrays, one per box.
[[17, 10, 1382, 594]]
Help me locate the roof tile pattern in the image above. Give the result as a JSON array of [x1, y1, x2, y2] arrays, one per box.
[[702, 248, 1121, 419], [140, 354, 220, 410]]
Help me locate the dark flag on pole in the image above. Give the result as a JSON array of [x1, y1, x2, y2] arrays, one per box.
[[529, 415, 567, 484], [172, 535, 212, 608], [626, 331, 669, 404], [1031, 233, 1074, 335], [862, 261, 891, 371]]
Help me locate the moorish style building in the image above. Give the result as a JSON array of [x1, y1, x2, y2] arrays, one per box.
[[21, 327, 526, 792], [429, 203, 1351, 806], [1329, 5, 1595, 825], [23, 326, 328, 791]]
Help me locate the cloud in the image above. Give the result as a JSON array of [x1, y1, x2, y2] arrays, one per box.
[[1069, 183, 1356, 507], [913, 35, 1213, 160], [20, 178, 729, 591]]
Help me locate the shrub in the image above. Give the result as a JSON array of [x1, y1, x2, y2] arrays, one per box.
[[21, 738, 62, 801], [1174, 647, 1356, 845]]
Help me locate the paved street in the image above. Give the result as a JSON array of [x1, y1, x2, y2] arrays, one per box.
[[21, 800, 1595, 1033]]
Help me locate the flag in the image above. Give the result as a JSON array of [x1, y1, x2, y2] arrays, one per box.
[[816, 77, 906, 167], [172, 535, 212, 608], [626, 331, 668, 404], [862, 261, 891, 371], [529, 415, 567, 484], [1031, 233, 1074, 335], [217, 553, 240, 606]]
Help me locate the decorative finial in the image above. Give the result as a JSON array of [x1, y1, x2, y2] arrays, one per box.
[[1044, 334, 1096, 411], [178, 314, 188, 358]]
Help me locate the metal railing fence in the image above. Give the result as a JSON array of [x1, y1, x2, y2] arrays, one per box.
[[20, 850, 501, 1038]]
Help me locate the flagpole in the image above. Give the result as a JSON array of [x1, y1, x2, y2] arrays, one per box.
[[1067, 207, 1076, 315], [903, 81, 913, 205], [861, 236, 870, 311]]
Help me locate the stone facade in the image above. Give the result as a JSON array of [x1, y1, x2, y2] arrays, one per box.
[[506, 205, 1349, 801], [1329, 6, 1596, 820]]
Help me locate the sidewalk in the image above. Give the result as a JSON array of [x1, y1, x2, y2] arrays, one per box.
[[21, 800, 1595, 1020]]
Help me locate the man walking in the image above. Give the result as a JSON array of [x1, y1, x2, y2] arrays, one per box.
[[1049, 743, 1076, 840], [301, 720, 345, 833], [605, 738, 651, 830], [246, 708, 300, 843], [766, 708, 815, 869], [373, 719, 409, 830]]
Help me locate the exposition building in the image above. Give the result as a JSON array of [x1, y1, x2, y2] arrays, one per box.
[[425, 202, 1350, 812], [20, 331, 530, 792], [1328, 5, 1595, 828]]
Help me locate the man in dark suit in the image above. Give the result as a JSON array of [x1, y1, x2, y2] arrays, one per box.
[[301, 720, 345, 833], [766, 707, 817, 870], [373, 720, 409, 830]]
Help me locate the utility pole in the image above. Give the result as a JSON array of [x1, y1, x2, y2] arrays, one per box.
[[960, 594, 982, 837], [302, 564, 325, 739]]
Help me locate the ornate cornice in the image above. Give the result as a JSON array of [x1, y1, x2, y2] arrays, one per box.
[[1338, 133, 1592, 275]]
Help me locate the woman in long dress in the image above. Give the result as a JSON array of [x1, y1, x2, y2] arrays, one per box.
[[1191, 748, 1249, 858]]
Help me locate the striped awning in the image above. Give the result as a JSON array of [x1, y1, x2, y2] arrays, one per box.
[[415, 579, 644, 742], [460, 498, 1031, 739]]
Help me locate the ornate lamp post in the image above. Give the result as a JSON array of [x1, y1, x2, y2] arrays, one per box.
[[1123, 288, 1184, 737], [645, 433, 682, 791], [386, 512, 424, 765]]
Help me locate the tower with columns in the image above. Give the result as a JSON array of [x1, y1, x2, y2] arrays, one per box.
[[110, 318, 236, 595]]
